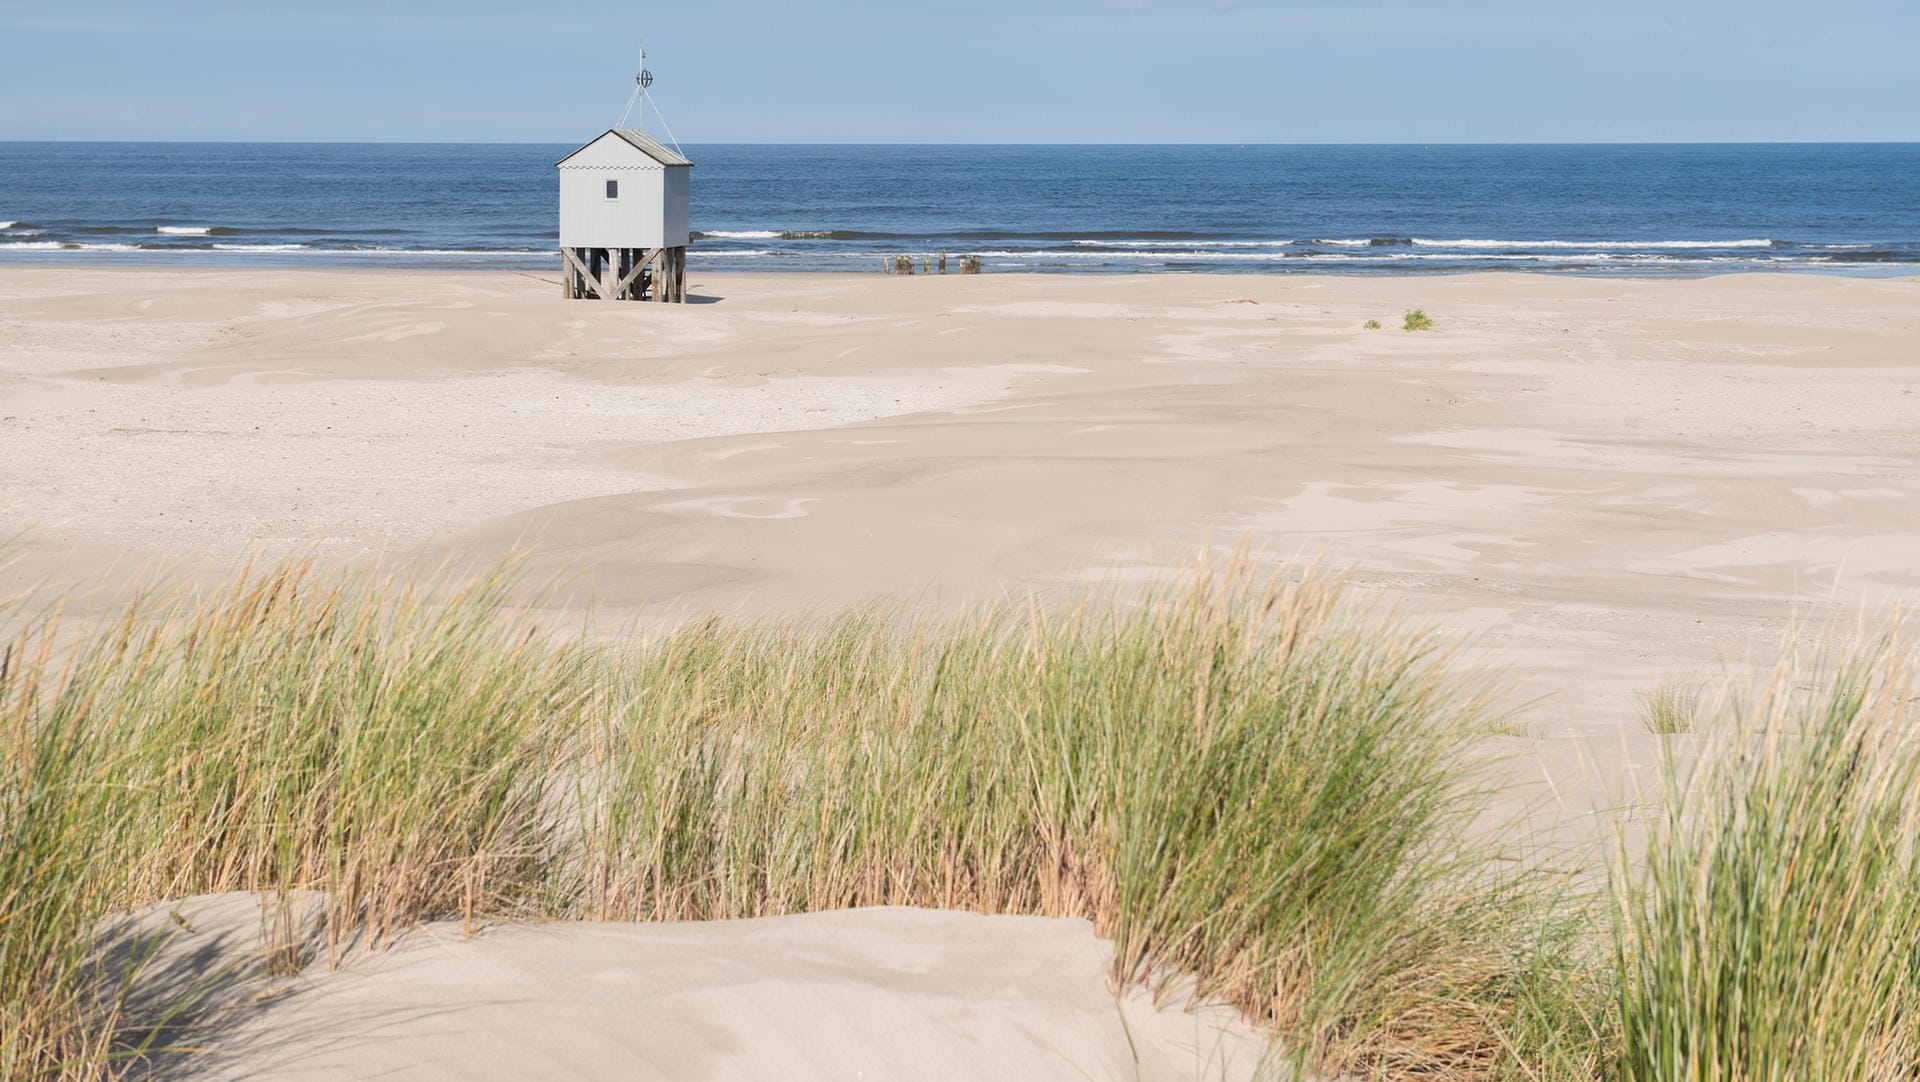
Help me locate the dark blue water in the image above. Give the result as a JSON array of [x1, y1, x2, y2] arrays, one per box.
[[2, 142, 1917, 274]]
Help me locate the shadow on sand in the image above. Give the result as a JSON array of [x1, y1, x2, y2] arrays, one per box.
[[89, 894, 428, 1081]]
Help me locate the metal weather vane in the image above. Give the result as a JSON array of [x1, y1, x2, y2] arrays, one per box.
[[614, 43, 684, 153], [617, 47, 651, 131]]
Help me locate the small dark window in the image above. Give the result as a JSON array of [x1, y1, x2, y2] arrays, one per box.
[[606, 179, 619, 199]]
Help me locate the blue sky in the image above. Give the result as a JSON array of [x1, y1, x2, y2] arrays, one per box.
[[1, 0, 1915, 143]]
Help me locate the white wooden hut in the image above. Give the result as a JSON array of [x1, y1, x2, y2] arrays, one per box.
[[556, 129, 692, 302]]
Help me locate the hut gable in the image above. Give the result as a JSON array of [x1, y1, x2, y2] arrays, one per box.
[[556, 129, 694, 170]]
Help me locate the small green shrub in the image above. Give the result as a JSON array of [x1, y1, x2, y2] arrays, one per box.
[[1635, 681, 1702, 735], [1403, 309, 1435, 331], [1364, 319, 1382, 330]]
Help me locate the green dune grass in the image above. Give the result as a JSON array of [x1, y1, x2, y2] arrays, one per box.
[[4, 557, 1916, 1081], [1613, 646, 1920, 1080]]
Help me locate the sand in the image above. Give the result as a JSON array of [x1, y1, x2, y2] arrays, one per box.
[[6, 266, 1919, 1077], [107, 895, 1265, 1082]]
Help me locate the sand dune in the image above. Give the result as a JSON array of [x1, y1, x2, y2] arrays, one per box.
[[6, 266, 1919, 1077], [110, 895, 1263, 1082]]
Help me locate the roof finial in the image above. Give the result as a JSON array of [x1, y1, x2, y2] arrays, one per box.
[[616, 44, 653, 132], [635, 48, 654, 132]]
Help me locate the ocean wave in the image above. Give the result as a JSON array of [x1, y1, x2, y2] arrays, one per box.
[[706, 229, 1272, 244], [1302, 252, 1718, 264], [1313, 238, 1414, 247], [959, 248, 1792, 266], [0, 221, 16, 230], [1812, 249, 1920, 263], [1071, 239, 1294, 249], [256, 227, 410, 237], [183, 245, 552, 257], [1411, 238, 1774, 250], [332, 247, 555, 257], [0, 241, 552, 257], [978, 250, 1297, 262], [156, 225, 233, 236], [697, 229, 840, 241], [0, 241, 142, 252]]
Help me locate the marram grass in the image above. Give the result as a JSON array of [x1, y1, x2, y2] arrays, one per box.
[[0, 566, 587, 1077], [1634, 680, 1703, 735], [1612, 642, 1920, 1081], [9, 556, 1919, 1081]]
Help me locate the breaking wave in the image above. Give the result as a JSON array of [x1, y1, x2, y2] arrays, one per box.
[[1411, 238, 1774, 250], [696, 229, 839, 241]]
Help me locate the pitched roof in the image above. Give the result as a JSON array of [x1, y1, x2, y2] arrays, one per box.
[[556, 129, 694, 168]]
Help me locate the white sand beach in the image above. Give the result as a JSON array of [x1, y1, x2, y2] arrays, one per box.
[[9, 268, 1919, 761], [5, 266, 1919, 1078]]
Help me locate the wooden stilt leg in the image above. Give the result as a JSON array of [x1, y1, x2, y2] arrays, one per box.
[[562, 245, 695, 303]]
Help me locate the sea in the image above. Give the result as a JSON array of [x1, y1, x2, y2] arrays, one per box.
[[1, 142, 1916, 276]]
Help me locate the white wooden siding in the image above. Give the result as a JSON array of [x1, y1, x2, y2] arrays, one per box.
[[557, 131, 692, 249]]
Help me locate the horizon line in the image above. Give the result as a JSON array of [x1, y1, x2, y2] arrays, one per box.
[[3, 138, 1920, 148]]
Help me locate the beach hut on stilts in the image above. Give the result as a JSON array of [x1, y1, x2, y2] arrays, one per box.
[[557, 49, 691, 302]]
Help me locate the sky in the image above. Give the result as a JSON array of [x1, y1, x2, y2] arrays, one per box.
[[0, 0, 1916, 143]]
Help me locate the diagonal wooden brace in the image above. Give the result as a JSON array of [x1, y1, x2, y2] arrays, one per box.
[[616, 248, 664, 299], [561, 247, 602, 298]]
